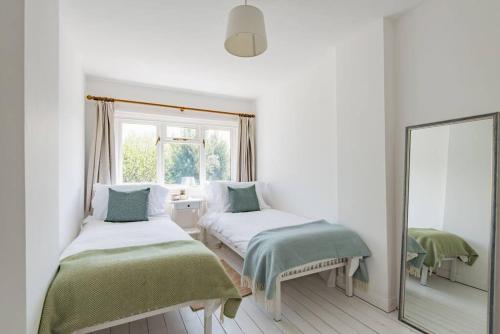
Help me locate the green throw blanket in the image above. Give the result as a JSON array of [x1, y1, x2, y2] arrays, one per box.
[[242, 220, 371, 304], [408, 228, 478, 270], [406, 235, 427, 277], [39, 240, 241, 334]]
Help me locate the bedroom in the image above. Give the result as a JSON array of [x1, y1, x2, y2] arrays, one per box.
[[1, 0, 500, 334]]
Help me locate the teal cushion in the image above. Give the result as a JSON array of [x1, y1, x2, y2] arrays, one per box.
[[105, 188, 150, 222], [227, 185, 261, 213]]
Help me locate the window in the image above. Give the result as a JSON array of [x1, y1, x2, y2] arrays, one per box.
[[205, 129, 231, 181], [116, 114, 237, 186], [120, 123, 158, 183], [166, 126, 197, 139], [164, 142, 200, 184]]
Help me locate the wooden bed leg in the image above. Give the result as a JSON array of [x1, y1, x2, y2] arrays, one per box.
[[204, 300, 215, 334], [420, 265, 429, 285], [327, 268, 337, 288], [273, 278, 282, 321], [449, 259, 457, 282], [345, 260, 354, 297]]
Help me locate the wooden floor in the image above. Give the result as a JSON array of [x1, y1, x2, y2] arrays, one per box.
[[404, 275, 487, 334], [93, 275, 418, 334], [93, 246, 418, 334]]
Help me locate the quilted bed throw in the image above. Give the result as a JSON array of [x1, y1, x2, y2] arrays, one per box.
[[242, 220, 371, 304], [38, 240, 241, 334], [408, 228, 479, 270]]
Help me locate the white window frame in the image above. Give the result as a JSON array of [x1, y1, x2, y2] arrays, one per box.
[[114, 110, 238, 186]]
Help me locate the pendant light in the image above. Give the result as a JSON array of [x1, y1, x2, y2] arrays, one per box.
[[224, 0, 268, 57]]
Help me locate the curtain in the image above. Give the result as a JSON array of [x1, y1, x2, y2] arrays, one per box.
[[237, 116, 256, 182], [85, 101, 116, 214]]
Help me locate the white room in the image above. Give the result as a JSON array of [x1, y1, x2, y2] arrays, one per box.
[[1, 1, 500, 334]]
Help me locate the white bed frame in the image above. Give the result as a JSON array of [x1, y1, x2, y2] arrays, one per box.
[[419, 257, 458, 285], [202, 228, 359, 321], [75, 299, 220, 334]]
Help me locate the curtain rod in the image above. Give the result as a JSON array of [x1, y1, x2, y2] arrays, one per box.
[[86, 95, 255, 118]]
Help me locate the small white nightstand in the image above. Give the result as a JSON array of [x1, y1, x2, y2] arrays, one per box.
[[169, 198, 204, 238]]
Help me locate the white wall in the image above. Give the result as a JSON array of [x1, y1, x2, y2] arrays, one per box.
[[408, 126, 450, 230], [256, 51, 338, 222], [85, 77, 256, 179], [393, 0, 500, 323], [336, 19, 396, 311], [0, 1, 84, 332], [442, 119, 493, 290], [0, 0, 26, 332], [59, 8, 86, 251], [25, 0, 61, 332]]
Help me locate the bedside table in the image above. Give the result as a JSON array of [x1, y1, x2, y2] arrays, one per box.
[[169, 198, 204, 231]]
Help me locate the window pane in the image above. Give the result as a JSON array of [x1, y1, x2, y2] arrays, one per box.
[[205, 129, 231, 181], [121, 123, 157, 183], [166, 126, 197, 139], [164, 143, 200, 184]]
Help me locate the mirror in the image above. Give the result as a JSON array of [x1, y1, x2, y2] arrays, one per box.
[[399, 114, 498, 334]]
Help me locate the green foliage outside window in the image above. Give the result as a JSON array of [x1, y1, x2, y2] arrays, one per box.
[[164, 143, 200, 184], [122, 133, 157, 183], [205, 132, 230, 181], [121, 126, 231, 184]]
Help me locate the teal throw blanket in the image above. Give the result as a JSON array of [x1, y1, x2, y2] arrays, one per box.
[[242, 220, 371, 302], [406, 235, 427, 276]]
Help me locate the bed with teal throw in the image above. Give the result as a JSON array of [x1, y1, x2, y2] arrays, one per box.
[[242, 220, 371, 303], [38, 240, 241, 334], [406, 235, 427, 276]]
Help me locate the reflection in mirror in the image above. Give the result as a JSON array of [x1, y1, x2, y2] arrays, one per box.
[[400, 116, 496, 334]]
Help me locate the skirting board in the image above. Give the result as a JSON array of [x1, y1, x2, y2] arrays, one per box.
[[323, 270, 397, 312]]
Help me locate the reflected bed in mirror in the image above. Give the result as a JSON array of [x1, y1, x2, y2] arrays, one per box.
[[399, 113, 498, 334]]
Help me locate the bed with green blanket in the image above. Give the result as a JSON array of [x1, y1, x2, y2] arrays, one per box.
[[408, 227, 478, 285], [39, 217, 241, 334]]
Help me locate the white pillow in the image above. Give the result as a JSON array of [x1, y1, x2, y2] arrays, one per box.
[[91, 183, 169, 219], [205, 181, 270, 212]]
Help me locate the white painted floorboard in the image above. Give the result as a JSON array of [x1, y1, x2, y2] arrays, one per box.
[[404, 275, 487, 334], [91, 275, 418, 334]]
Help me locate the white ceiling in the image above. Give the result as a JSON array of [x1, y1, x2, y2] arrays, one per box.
[[63, 0, 422, 98]]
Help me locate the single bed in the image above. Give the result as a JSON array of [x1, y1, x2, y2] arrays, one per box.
[[200, 208, 368, 321], [39, 184, 241, 334], [408, 228, 479, 285]]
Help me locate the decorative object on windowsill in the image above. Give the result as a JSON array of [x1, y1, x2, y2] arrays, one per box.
[[179, 189, 187, 200], [225, 0, 267, 57]]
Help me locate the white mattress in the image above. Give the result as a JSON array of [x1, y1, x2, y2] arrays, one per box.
[[60, 215, 191, 260], [199, 209, 311, 255]]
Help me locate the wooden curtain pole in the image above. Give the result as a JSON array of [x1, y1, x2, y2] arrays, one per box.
[[86, 95, 255, 118]]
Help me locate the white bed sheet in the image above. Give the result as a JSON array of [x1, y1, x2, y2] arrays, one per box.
[[60, 215, 191, 260], [199, 209, 311, 255]]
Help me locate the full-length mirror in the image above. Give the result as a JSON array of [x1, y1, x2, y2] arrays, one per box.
[[399, 114, 498, 334]]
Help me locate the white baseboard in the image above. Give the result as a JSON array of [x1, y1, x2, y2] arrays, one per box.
[[334, 272, 398, 312]]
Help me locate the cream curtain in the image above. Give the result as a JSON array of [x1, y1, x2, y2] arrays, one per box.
[[85, 101, 116, 214], [237, 116, 256, 182]]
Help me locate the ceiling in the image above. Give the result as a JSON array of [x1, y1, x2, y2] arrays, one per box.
[[63, 0, 422, 98]]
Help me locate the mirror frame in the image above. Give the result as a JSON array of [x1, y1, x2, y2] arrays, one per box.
[[398, 113, 499, 334]]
